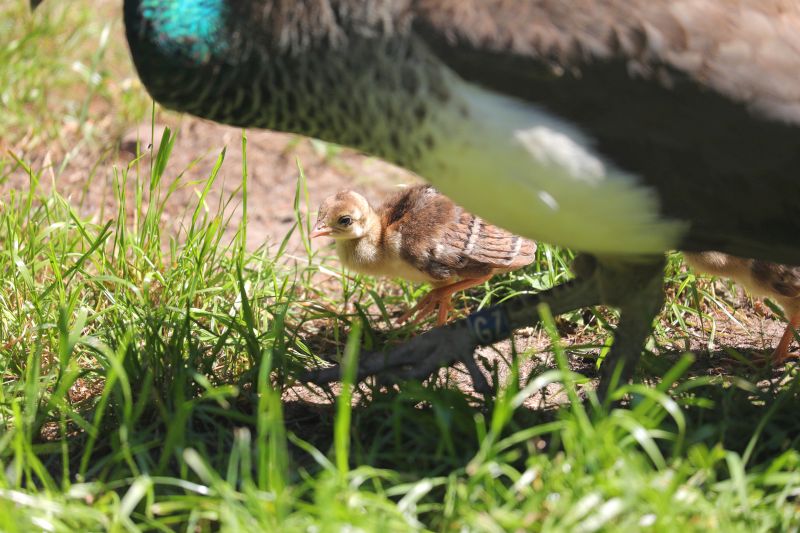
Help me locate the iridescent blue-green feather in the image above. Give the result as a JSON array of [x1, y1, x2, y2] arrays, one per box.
[[124, 0, 447, 170], [134, 0, 228, 63]]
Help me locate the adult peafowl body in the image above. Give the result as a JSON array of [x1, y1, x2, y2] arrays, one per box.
[[116, 0, 800, 394]]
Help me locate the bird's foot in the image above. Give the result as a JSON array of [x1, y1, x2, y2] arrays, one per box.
[[592, 257, 667, 402], [302, 255, 667, 404], [302, 319, 492, 395], [302, 275, 602, 395], [397, 276, 493, 327], [396, 288, 453, 327], [747, 320, 800, 368], [771, 351, 800, 366], [744, 349, 800, 368], [772, 318, 800, 366]]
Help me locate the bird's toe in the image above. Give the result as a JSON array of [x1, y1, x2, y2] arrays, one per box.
[[768, 349, 799, 367]]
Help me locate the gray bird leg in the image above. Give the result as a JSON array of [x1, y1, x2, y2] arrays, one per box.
[[592, 257, 667, 401], [302, 268, 602, 387], [302, 255, 666, 402]]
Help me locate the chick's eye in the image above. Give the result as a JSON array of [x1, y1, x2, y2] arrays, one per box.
[[338, 216, 352, 226]]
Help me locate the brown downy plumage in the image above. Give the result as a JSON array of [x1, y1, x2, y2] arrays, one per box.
[[311, 185, 536, 326], [684, 252, 800, 364]]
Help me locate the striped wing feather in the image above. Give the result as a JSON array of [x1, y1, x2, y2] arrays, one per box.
[[381, 185, 535, 281]]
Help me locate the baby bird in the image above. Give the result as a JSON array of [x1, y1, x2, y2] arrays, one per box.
[[311, 185, 536, 326], [684, 252, 800, 365]]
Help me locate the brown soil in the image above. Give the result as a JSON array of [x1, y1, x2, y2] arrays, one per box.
[[4, 115, 415, 253]]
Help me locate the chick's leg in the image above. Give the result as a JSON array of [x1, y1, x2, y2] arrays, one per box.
[[771, 311, 800, 366], [398, 275, 492, 326], [304, 264, 603, 392]]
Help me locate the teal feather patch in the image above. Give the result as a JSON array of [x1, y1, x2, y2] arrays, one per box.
[[140, 0, 228, 63]]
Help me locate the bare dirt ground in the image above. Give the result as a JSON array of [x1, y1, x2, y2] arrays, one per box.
[[4, 116, 795, 409], [4, 115, 414, 252]]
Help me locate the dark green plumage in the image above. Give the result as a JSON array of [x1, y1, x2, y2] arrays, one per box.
[[124, 0, 450, 169], [122, 0, 800, 266]]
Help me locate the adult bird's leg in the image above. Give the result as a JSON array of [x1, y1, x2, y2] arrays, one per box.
[[303, 258, 603, 391], [303, 255, 667, 401], [593, 257, 667, 401]]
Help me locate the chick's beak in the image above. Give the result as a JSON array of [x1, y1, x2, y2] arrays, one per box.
[[310, 222, 332, 239]]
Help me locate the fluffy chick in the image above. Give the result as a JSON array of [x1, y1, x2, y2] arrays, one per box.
[[311, 185, 536, 326], [684, 251, 800, 364]]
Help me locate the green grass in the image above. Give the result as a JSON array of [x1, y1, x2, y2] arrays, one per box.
[[1, 1, 799, 531], [1, 0, 146, 154]]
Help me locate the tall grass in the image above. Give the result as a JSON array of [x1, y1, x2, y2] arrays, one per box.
[[1, 121, 798, 530]]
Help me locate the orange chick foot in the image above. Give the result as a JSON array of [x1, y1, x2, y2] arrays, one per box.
[[396, 275, 492, 328], [744, 349, 799, 368], [397, 288, 454, 327], [767, 318, 800, 367]]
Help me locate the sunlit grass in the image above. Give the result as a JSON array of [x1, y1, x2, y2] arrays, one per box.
[[1, 0, 147, 154], [1, 1, 799, 530]]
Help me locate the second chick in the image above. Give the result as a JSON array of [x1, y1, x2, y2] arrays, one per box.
[[684, 251, 800, 365], [311, 185, 536, 326]]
